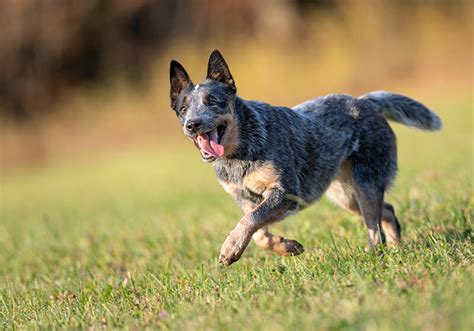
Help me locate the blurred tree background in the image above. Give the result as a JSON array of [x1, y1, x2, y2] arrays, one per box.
[[0, 0, 472, 170]]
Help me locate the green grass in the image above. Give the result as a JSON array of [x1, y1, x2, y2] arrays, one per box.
[[1, 99, 473, 330]]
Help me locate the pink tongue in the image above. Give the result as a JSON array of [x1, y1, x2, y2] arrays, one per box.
[[197, 130, 225, 157]]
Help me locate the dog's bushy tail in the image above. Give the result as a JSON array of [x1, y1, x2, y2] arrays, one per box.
[[359, 91, 442, 131]]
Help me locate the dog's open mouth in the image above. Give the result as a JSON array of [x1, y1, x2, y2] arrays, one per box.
[[193, 124, 227, 161]]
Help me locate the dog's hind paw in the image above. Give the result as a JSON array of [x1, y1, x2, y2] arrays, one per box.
[[273, 238, 305, 256]]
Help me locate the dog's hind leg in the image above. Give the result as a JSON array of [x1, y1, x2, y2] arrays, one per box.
[[327, 160, 399, 248], [252, 227, 304, 256], [353, 184, 384, 249], [381, 203, 401, 247], [327, 181, 400, 248], [327, 170, 383, 248]]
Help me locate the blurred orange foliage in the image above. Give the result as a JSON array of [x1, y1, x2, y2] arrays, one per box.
[[0, 0, 472, 171]]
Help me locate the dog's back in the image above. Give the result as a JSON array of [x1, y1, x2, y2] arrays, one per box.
[[292, 91, 441, 200]]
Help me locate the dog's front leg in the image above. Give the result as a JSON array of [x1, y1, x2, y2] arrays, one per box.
[[219, 190, 294, 265]]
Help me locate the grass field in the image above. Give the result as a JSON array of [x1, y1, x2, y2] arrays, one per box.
[[0, 98, 472, 330]]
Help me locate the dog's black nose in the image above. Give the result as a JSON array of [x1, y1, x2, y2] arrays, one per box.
[[185, 119, 202, 133]]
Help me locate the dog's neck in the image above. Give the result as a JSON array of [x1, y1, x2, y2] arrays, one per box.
[[229, 96, 268, 160], [212, 96, 269, 182]]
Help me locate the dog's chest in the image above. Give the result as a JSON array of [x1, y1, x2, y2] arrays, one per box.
[[220, 181, 261, 204], [215, 160, 281, 211]]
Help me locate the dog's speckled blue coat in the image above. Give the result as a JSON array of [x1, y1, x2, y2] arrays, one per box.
[[169, 50, 442, 265]]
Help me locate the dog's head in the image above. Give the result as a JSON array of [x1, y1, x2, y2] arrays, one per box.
[[169, 50, 240, 162]]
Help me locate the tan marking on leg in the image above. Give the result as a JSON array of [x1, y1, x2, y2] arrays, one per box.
[[220, 181, 240, 198], [240, 202, 257, 215], [381, 203, 401, 247], [219, 181, 256, 213], [243, 162, 280, 195], [252, 227, 304, 256], [326, 160, 360, 213]]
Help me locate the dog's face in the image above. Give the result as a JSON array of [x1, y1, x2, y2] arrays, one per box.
[[169, 50, 240, 162]]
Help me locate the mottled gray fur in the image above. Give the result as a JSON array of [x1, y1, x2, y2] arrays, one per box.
[[360, 91, 442, 130], [169, 50, 442, 265]]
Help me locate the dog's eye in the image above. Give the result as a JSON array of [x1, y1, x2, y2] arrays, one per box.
[[179, 106, 186, 114], [208, 95, 218, 106]]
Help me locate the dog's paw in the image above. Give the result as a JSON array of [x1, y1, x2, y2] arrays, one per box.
[[274, 238, 305, 256], [218, 227, 252, 266]]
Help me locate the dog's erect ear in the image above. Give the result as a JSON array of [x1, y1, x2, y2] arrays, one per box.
[[170, 60, 192, 104], [207, 49, 236, 91]]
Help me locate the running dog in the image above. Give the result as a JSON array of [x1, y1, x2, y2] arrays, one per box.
[[168, 50, 442, 265]]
